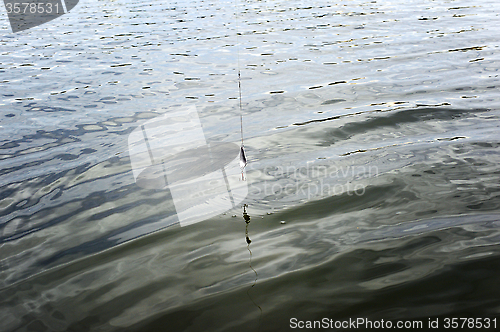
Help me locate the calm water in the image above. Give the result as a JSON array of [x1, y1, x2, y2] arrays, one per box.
[[1, 0, 500, 331]]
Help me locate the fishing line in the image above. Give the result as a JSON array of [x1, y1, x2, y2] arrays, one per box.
[[235, 4, 261, 328], [234, 0, 247, 180]]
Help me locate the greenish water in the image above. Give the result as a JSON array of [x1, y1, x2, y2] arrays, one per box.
[[1, 0, 500, 331]]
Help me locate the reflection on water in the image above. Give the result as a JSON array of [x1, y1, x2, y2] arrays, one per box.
[[1, 0, 500, 331], [242, 204, 263, 332]]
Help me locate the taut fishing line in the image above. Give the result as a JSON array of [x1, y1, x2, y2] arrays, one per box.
[[234, 0, 247, 181], [235, 2, 261, 329]]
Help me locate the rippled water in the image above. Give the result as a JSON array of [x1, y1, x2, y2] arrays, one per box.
[[1, 0, 500, 331]]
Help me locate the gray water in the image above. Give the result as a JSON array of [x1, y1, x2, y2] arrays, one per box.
[[1, 0, 500, 331]]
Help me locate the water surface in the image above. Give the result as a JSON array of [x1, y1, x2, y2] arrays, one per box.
[[1, 0, 500, 331]]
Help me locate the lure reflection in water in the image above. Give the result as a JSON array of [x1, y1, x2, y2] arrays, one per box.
[[128, 105, 248, 227]]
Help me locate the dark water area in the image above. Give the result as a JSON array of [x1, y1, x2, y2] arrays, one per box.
[[1, 0, 500, 331]]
